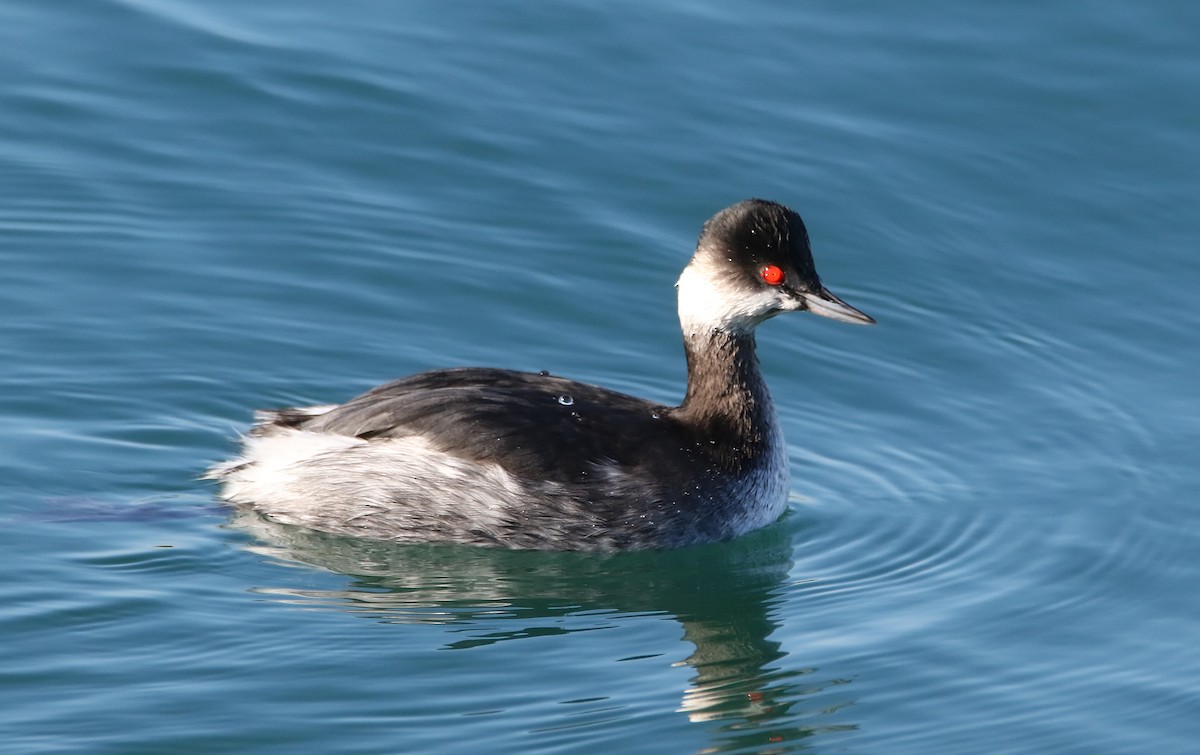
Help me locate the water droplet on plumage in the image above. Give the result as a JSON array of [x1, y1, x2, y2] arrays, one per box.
[[557, 394, 574, 406]]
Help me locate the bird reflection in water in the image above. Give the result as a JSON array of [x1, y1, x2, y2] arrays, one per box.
[[228, 510, 858, 750]]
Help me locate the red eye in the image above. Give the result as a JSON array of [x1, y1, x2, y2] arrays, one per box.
[[761, 265, 784, 285]]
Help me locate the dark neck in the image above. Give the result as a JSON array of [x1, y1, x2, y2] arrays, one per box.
[[673, 329, 775, 466]]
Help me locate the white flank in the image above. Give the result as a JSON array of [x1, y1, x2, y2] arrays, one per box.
[[214, 429, 532, 536]]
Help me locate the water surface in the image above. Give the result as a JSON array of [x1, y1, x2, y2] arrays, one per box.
[[2, 1, 1198, 752]]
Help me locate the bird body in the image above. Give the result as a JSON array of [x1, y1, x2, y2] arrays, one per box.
[[208, 199, 874, 551]]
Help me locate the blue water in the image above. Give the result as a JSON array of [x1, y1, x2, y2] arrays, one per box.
[[2, 1, 1198, 752]]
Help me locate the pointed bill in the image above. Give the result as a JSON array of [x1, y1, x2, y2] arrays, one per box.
[[803, 287, 876, 325]]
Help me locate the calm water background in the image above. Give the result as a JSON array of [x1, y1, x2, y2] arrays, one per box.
[[2, 1, 1197, 752]]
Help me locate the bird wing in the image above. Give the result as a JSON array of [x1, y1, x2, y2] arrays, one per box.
[[283, 368, 693, 487]]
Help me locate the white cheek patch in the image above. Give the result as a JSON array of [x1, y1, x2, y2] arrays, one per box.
[[676, 258, 783, 336]]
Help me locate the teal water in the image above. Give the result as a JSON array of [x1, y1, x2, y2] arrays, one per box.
[[3, 1, 1198, 752]]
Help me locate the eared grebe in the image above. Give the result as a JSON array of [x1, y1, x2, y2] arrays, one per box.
[[207, 199, 874, 551]]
